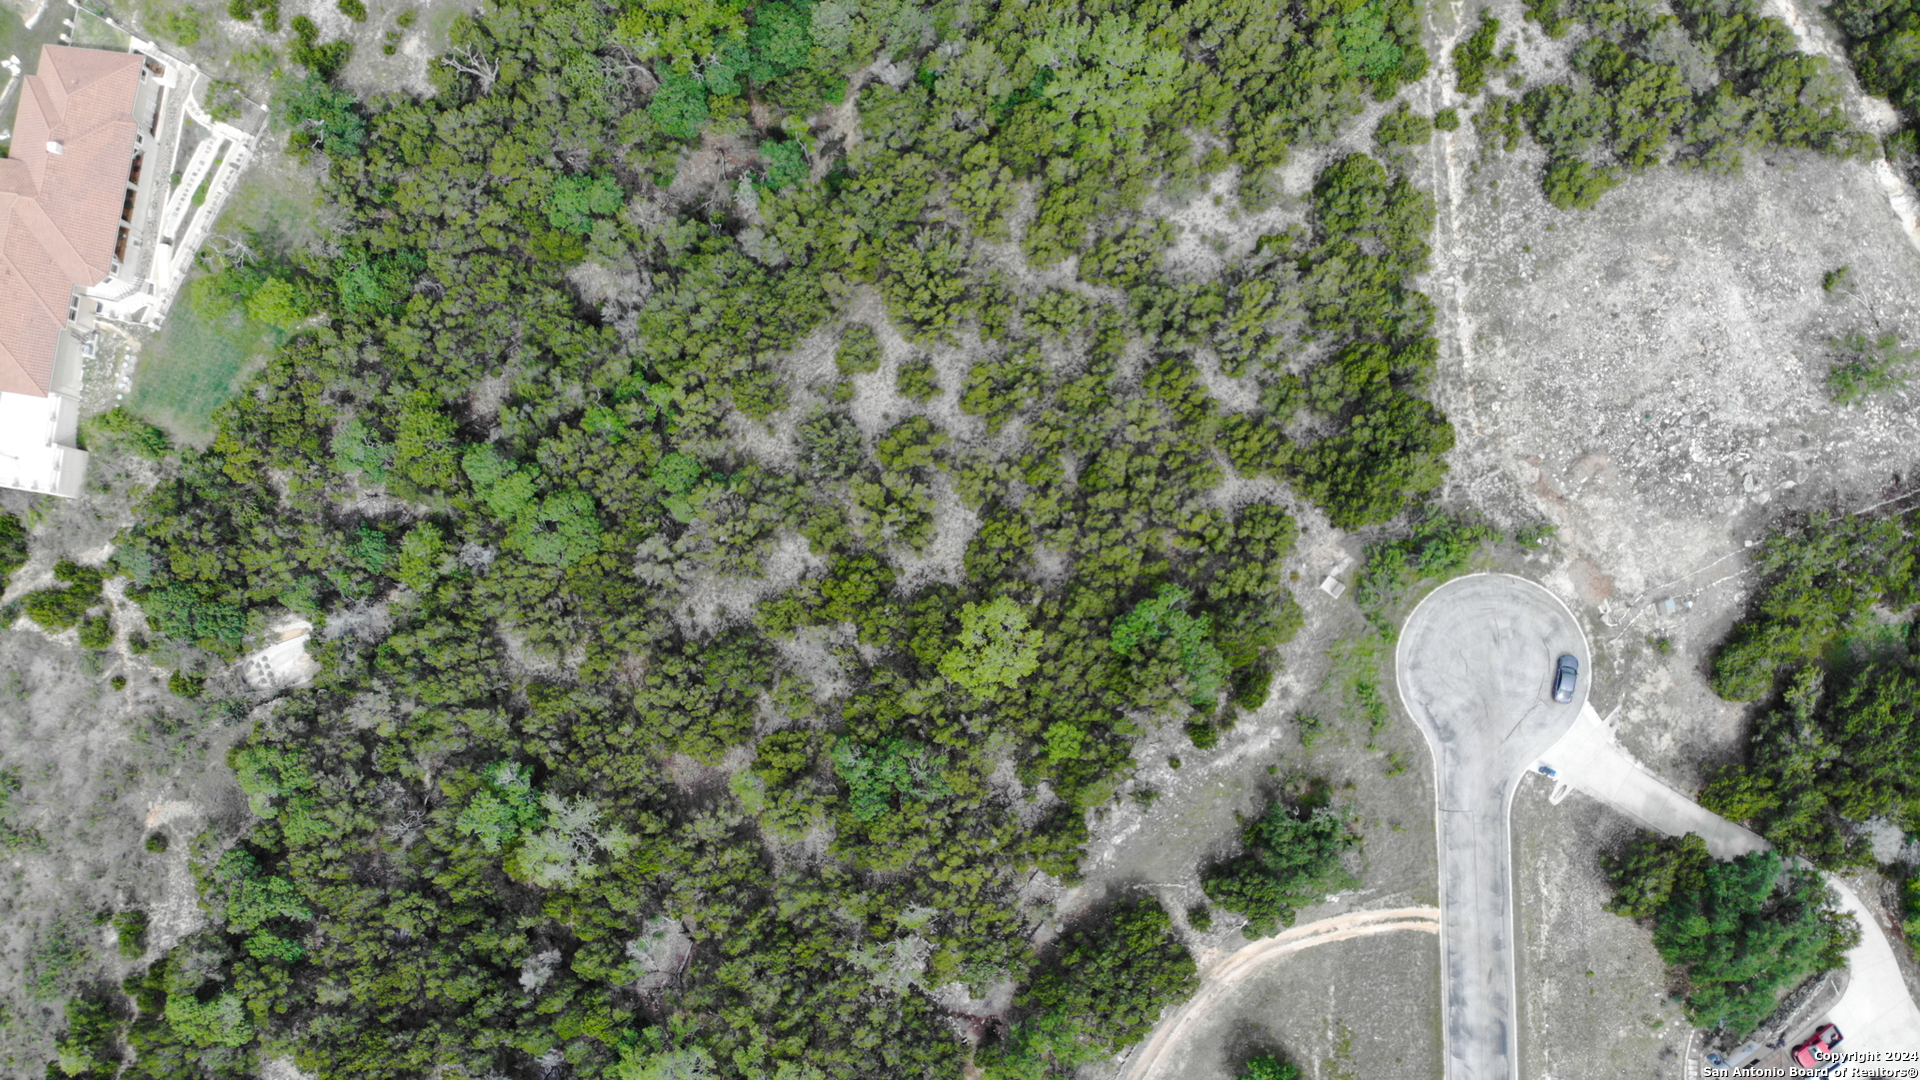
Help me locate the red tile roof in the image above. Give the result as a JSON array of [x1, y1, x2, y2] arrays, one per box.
[[0, 45, 143, 397]]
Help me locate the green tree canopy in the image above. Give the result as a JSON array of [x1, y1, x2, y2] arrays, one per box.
[[940, 596, 1044, 696]]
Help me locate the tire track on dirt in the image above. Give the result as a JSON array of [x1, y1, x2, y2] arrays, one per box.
[[1117, 907, 1442, 1080]]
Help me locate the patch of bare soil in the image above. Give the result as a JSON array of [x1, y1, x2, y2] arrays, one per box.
[[1125, 918, 1444, 1080], [1432, 135, 1920, 780], [1512, 776, 1691, 1080], [0, 483, 249, 1068], [1123, 908, 1441, 1080]]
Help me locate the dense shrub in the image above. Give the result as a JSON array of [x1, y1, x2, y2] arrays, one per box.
[[1702, 505, 1920, 866], [1604, 833, 1857, 1035], [1202, 791, 1360, 937], [1453, 13, 1513, 96], [0, 512, 25, 592], [1510, 0, 1865, 206], [23, 561, 105, 632], [94, 0, 1443, 1073], [978, 898, 1198, 1076]]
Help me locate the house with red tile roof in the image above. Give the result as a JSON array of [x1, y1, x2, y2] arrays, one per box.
[[0, 43, 162, 496]]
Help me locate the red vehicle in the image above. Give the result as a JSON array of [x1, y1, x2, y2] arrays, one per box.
[[1793, 1024, 1843, 1070]]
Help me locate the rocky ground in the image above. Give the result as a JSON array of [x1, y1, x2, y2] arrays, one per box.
[[0, 472, 242, 1071], [1438, 144, 1920, 781]]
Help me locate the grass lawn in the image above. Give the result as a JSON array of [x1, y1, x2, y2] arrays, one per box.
[[0, 1, 67, 64], [127, 295, 275, 446], [128, 153, 320, 445], [68, 7, 131, 50]]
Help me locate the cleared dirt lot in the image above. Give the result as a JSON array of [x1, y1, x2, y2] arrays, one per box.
[[1512, 778, 1693, 1080], [0, 479, 245, 1069], [1434, 142, 1920, 780]]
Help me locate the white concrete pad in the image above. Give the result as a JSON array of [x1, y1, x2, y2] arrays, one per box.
[[235, 620, 319, 691]]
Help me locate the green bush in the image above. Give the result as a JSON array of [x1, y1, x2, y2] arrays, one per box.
[[648, 71, 711, 141], [543, 173, 625, 234], [1239, 1054, 1301, 1080], [761, 139, 809, 190], [895, 356, 941, 401], [277, 72, 365, 157], [1829, 0, 1920, 130], [835, 324, 883, 375], [113, 910, 149, 959], [78, 615, 113, 650], [23, 561, 105, 632], [245, 278, 309, 329], [1186, 903, 1213, 931], [0, 512, 25, 592], [145, 833, 169, 853], [1707, 509, 1912, 703], [1202, 791, 1360, 937], [151, 5, 204, 45], [1354, 512, 1496, 637], [167, 670, 204, 699], [50, 989, 121, 1078], [939, 597, 1042, 698], [289, 15, 352, 79], [1453, 13, 1510, 96], [336, 0, 366, 20], [1373, 100, 1433, 146], [1828, 329, 1917, 403], [978, 898, 1197, 1075], [83, 407, 171, 459], [1112, 584, 1229, 708], [1523, 0, 1573, 38]]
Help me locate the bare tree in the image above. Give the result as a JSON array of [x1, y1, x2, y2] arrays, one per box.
[[601, 45, 660, 93], [440, 46, 500, 94], [206, 232, 256, 266]]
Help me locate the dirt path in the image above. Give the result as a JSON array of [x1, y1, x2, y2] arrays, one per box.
[[1423, 0, 1482, 437], [1117, 907, 1442, 1080]]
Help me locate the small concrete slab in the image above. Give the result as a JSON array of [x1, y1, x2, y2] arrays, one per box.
[[235, 619, 319, 692]]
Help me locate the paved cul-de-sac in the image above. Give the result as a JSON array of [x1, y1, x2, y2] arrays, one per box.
[[1395, 574, 1589, 1080]]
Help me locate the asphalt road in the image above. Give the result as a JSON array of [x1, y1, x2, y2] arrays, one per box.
[[1395, 574, 1589, 1080]]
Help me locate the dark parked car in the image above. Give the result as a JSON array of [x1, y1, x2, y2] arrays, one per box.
[[1551, 654, 1579, 704]]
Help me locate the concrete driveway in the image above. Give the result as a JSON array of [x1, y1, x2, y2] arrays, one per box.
[[1825, 876, 1920, 1056], [1395, 573, 1590, 1080], [1538, 703, 1768, 860], [1539, 708, 1920, 1057]]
